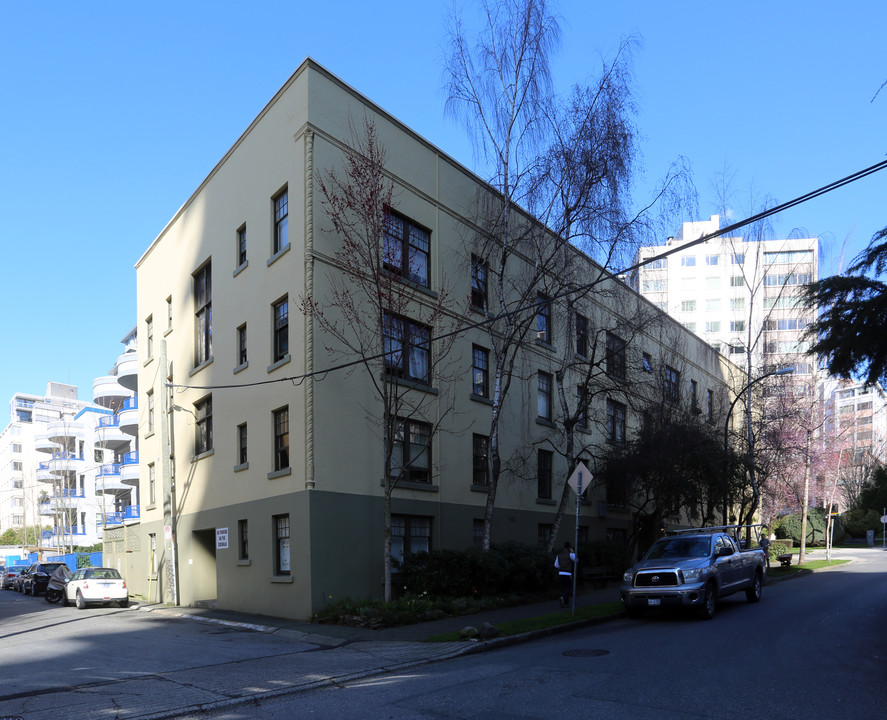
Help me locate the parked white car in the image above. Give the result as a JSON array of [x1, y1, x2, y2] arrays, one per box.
[[63, 567, 129, 609]]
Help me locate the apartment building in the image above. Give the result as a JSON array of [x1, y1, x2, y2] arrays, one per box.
[[632, 215, 819, 379], [0, 383, 108, 549], [112, 60, 739, 619], [827, 380, 887, 500]]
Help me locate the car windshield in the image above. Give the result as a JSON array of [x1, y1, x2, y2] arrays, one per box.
[[645, 538, 711, 560]]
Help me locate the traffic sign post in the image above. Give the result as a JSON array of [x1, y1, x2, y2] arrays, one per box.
[[567, 462, 592, 616]]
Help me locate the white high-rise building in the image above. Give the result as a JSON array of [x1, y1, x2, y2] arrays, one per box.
[[631, 215, 819, 379]]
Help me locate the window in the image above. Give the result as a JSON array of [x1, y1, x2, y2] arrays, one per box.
[[642, 279, 666, 292], [730, 276, 744, 287], [389, 418, 431, 483], [642, 353, 653, 372], [391, 515, 431, 565], [274, 514, 290, 575], [681, 300, 696, 312], [731, 253, 745, 265], [472, 345, 489, 398], [536, 293, 551, 344], [194, 262, 212, 365], [383, 211, 429, 286], [730, 320, 745, 332], [237, 423, 248, 465], [705, 299, 721, 312], [238, 519, 249, 560], [383, 313, 430, 384], [537, 449, 553, 499], [683, 322, 697, 332], [764, 272, 811, 287], [705, 321, 721, 333], [681, 256, 696, 267], [148, 463, 156, 506], [273, 407, 289, 471], [664, 366, 680, 404], [146, 389, 155, 434], [730, 344, 745, 355], [273, 189, 289, 255], [690, 379, 698, 408], [195, 396, 213, 455], [472, 434, 489, 486], [236, 224, 247, 267], [237, 323, 248, 366], [537, 371, 552, 421], [763, 250, 813, 264], [473, 519, 484, 547], [146, 316, 154, 359], [706, 277, 720, 289], [272, 298, 289, 363], [12, 443, 22, 453], [166, 296, 173, 330], [707, 389, 714, 421], [470, 254, 487, 309], [576, 386, 588, 429], [606, 399, 626, 443], [706, 255, 719, 266], [575, 313, 588, 357], [647, 257, 667, 269], [730, 297, 745, 310], [605, 332, 626, 380]]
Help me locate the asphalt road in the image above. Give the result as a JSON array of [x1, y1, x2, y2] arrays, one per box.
[[184, 549, 887, 720]]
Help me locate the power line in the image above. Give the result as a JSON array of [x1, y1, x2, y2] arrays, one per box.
[[168, 159, 887, 393]]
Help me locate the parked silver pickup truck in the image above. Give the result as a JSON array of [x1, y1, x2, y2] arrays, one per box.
[[620, 526, 767, 620]]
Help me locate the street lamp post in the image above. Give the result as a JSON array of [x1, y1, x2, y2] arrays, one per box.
[[723, 366, 795, 525]]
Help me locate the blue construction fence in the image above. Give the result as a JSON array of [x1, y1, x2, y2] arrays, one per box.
[[4, 551, 102, 570]]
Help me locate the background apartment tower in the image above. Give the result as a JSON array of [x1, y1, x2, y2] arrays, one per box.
[[631, 215, 819, 380]]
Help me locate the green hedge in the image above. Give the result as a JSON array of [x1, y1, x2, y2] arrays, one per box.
[[397, 542, 554, 598], [842, 508, 882, 537], [774, 508, 844, 546]]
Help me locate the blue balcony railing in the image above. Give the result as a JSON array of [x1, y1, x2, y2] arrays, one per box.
[[99, 415, 120, 428], [98, 463, 121, 477], [124, 505, 140, 519], [53, 526, 87, 536], [53, 489, 84, 499], [122, 396, 138, 411], [121, 450, 139, 465], [99, 505, 141, 526]]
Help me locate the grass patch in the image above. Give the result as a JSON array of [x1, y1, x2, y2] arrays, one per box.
[[423, 601, 624, 642], [767, 558, 850, 578]]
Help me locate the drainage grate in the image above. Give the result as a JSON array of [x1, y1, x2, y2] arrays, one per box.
[[562, 649, 610, 657]]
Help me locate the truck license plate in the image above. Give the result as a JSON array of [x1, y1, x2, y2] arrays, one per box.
[[647, 598, 661, 606]]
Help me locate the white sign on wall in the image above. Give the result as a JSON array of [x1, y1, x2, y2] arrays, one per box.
[[216, 528, 229, 549]]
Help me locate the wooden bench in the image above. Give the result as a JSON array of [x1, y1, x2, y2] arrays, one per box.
[[776, 554, 792, 568], [580, 566, 617, 588]]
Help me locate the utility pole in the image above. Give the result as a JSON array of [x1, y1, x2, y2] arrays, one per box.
[[160, 340, 178, 605]]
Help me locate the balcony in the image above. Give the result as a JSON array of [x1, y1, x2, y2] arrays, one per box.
[[97, 462, 121, 480], [47, 420, 85, 443], [93, 375, 130, 411], [48, 451, 85, 474], [37, 462, 54, 483], [34, 432, 60, 454], [100, 505, 140, 526], [95, 414, 131, 451], [44, 490, 86, 510], [52, 526, 87, 537], [118, 397, 138, 437], [96, 477, 131, 495], [120, 450, 139, 485], [38, 501, 54, 516], [116, 351, 139, 392]]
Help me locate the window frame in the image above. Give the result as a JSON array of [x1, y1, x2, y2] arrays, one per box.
[[237, 323, 248, 366], [472, 344, 489, 398], [272, 297, 289, 363], [273, 513, 291, 575], [389, 418, 432, 484], [472, 434, 489, 487], [383, 313, 431, 385], [537, 449, 553, 499], [237, 423, 248, 466], [575, 312, 588, 357], [470, 254, 488, 309], [536, 293, 552, 344], [194, 395, 213, 456], [238, 519, 249, 561], [273, 406, 290, 472], [390, 515, 431, 566], [273, 189, 289, 255], [236, 224, 247, 267], [606, 399, 626, 443], [605, 332, 626, 380], [383, 210, 430, 287], [664, 366, 680, 404], [193, 262, 212, 366], [537, 371, 553, 421]]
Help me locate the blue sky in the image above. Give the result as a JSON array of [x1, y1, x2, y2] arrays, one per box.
[[1, 1, 884, 409]]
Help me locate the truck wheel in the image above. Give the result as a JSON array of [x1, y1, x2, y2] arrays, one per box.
[[697, 582, 717, 620], [746, 571, 763, 603]]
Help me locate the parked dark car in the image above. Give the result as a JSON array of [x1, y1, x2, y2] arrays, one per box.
[[2, 565, 30, 590], [20, 562, 70, 596]]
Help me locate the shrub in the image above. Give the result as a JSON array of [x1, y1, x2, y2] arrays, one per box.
[[774, 508, 830, 545], [843, 508, 882, 537]]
